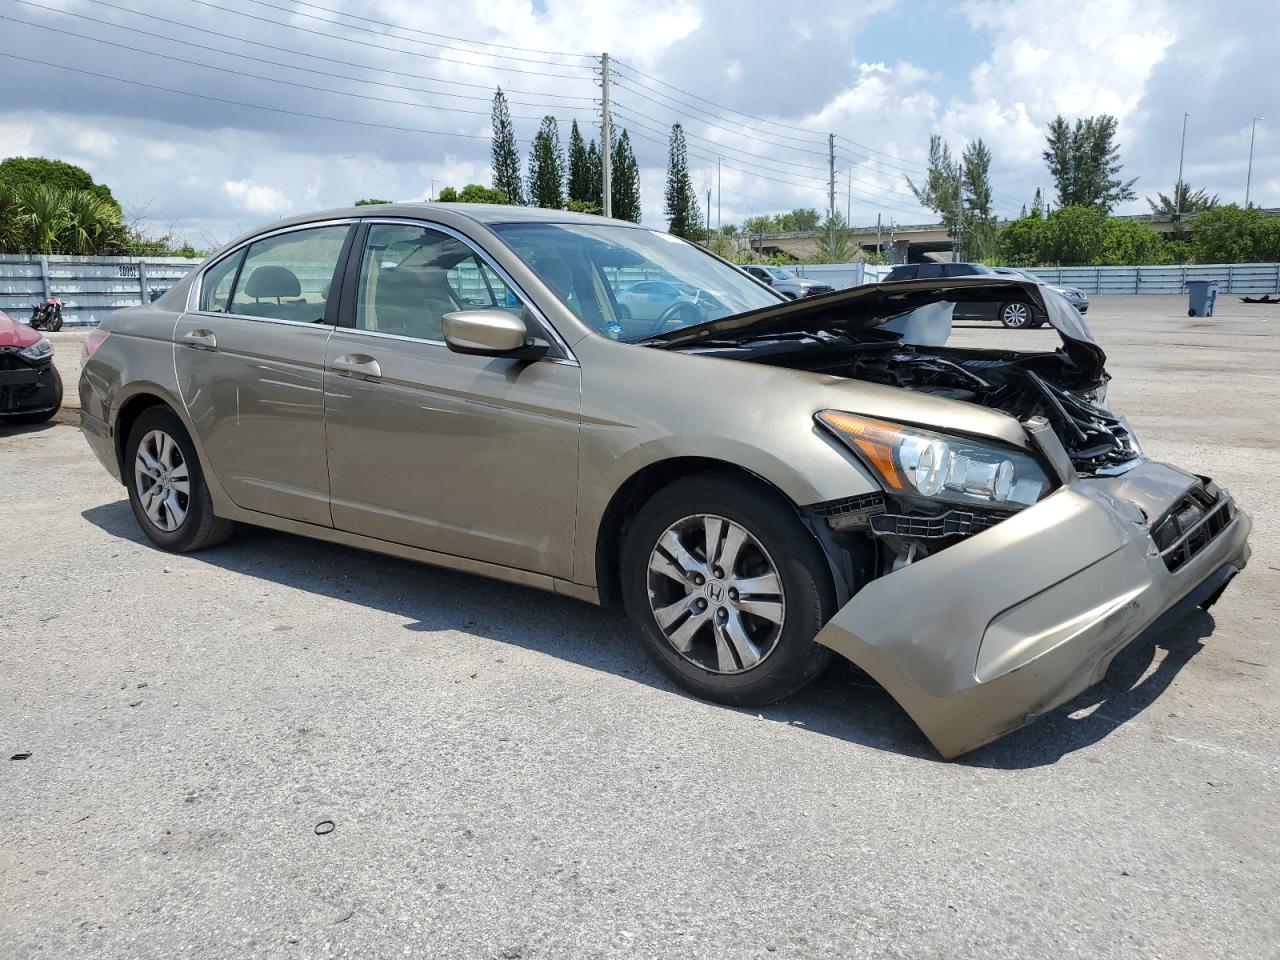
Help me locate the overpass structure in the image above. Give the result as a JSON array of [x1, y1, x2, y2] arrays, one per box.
[[732, 208, 1280, 264]]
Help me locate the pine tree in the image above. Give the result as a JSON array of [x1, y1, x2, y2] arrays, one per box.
[[1042, 114, 1137, 210], [612, 129, 641, 222], [906, 135, 963, 238], [527, 116, 565, 209], [566, 120, 591, 204], [586, 140, 602, 208], [1031, 187, 1044, 218], [490, 88, 523, 205], [961, 138, 995, 259], [664, 123, 701, 240]]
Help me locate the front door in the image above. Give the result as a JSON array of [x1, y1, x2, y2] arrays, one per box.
[[174, 222, 353, 526], [323, 221, 582, 579]]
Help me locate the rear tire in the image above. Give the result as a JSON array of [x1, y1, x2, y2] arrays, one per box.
[[999, 301, 1034, 328], [620, 472, 835, 707], [124, 406, 233, 552]]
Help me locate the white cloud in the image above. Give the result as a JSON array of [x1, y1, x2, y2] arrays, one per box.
[[71, 127, 119, 159], [223, 179, 292, 216]]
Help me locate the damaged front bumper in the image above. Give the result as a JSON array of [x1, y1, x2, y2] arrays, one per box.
[[813, 460, 1251, 759]]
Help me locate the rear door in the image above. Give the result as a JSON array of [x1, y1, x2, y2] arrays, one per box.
[[174, 221, 354, 525], [322, 220, 582, 578]]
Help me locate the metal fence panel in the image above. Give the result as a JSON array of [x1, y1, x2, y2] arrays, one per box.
[[4, 255, 1280, 324]]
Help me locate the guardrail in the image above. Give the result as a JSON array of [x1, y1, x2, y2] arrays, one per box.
[[1022, 263, 1280, 295], [0, 254, 202, 326]]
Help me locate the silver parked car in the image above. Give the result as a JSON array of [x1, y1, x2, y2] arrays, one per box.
[[742, 264, 834, 299], [79, 204, 1251, 758]]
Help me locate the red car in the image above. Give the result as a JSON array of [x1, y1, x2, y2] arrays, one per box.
[[0, 309, 62, 425]]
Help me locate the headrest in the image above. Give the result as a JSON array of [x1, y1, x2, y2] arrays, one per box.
[[243, 265, 301, 299], [534, 256, 573, 300]]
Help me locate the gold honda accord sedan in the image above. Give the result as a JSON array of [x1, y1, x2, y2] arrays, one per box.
[[79, 204, 1251, 757]]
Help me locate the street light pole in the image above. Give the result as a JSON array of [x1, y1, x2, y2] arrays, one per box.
[[1246, 117, 1262, 208], [1174, 112, 1189, 222]]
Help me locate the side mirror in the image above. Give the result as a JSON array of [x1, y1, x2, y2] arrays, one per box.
[[442, 309, 548, 362]]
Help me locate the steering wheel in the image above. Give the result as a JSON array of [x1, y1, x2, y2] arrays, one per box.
[[648, 301, 702, 337]]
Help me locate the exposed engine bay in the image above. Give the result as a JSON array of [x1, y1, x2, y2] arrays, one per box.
[[649, 277, 1142, 477], [689, 327, 1140, 475]]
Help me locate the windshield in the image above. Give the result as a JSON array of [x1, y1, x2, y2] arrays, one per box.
[[491, 222, 782, 341], [767, 267, 791, 280]]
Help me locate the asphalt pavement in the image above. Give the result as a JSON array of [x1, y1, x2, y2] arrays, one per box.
[[2, 295, 1277, 959]]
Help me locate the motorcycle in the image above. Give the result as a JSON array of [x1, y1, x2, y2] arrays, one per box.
[[29, 297, 64, 332]]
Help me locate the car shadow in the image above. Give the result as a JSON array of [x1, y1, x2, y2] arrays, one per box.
[[81, 499, 1211, 768], [0, 420, 60, 437]]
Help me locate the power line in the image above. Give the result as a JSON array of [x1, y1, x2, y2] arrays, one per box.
[[614, 111, 830, 191], [611, 58, 830, 142], [50, 0, 596, 100], [609, 77, 832, 158], [147, 0, 594, 79], [617, 113, 930, 217], [3, 16, 590, 122], [609, 63, 1018, 215], [236, 0, 588, 58], [0, 51, 534, 140], [223, 0, 593, 68], [9, 2, 587, 108]]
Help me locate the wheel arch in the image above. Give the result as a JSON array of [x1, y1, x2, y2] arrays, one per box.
[[593, 456, 848, 609]]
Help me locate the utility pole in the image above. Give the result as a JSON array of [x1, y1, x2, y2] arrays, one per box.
[[1174, 111, 1189, 222], [717, 157, 721, 232], [876, 212, 881, 257], [600, 52, 612, 218], [706, 188, 711, 242], [827, 133, 836, 256], [1246, 116, 1262, 208], [846, 169, 851, 225]]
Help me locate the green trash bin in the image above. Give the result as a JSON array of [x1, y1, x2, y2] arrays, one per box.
[[1186, 280, 1219, 317]]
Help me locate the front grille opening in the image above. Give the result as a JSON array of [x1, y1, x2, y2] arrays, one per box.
[[1151, 482, 1234, 572]]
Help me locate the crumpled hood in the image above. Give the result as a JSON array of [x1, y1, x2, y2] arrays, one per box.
[[0, 311, 43, 349], [651, 276, 1108, 385]]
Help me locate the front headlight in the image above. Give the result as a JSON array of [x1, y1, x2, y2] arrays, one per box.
[[19, 337, 53, 361], [816, 411, 1051, 509]]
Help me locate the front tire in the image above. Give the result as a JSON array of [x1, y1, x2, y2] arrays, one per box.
[[999, 301, 1034, 328], [125, 406, 233, 552], [620, 472, 835, 706]]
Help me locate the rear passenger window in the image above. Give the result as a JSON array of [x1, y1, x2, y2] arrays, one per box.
[[199, 249, 244, 313], [228, 225, 349, 323]]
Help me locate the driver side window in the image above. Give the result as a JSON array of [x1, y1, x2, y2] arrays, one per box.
[[354, 224, 532, 343]]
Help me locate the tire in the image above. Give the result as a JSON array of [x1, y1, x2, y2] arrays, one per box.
[[1188, 309, 1196, 317], [620, 472, 836, 707], [0, 367, 62, 425], [999, 301, 1034, 328], [124, 406, 233, 552]]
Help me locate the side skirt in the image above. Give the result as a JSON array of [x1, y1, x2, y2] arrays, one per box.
[[214, 502, 601, 605]]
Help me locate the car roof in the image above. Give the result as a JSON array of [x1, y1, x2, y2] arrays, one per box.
[[262, 202, 647, 229]]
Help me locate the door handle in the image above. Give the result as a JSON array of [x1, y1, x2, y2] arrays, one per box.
[[181, 329, 216, 349], [331, 353, 382, 380]]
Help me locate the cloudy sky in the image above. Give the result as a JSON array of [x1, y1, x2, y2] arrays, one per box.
[[1, 0, 1275, 247]]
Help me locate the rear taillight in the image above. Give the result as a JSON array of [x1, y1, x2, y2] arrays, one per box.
[[81, 328, 110, 367]]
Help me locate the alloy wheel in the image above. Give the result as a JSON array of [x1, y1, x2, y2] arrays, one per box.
[[133, 429, 190, 532], [646, 514, 786, 674], [1002, 302, 1031, 327]]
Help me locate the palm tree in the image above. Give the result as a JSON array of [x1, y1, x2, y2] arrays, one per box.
[[14, 184, 67, 254], [62, 189, 125, 254]]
